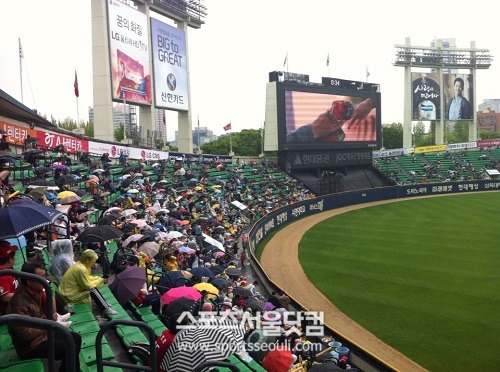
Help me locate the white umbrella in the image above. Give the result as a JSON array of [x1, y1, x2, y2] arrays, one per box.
[[157, 208, 170, 215], [202, 233, 224, 252], [104, 207, 121, 215], [166, 231, 183, 239], [122, 209, 138, 217], [128, 189, 140, 194], [88, 174, 99, 181], [123, 234, 144, 247]]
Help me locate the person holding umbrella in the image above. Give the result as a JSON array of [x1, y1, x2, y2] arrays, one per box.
[[0, 241, 18, 315], [58, 249, 118, 315]]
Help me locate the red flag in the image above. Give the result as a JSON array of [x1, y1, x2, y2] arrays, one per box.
[[74, 70, 79, 97], [223, 123, 231, 131]]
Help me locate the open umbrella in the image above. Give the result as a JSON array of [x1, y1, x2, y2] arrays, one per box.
[[156, 208, 170, 215], [29, 179, 57, 187], [98, 212, 122, 225], [161, 286, 201, 305], [57, 174, 76, 185], [233, 286, 253, 298], [109, 266, 146, 306], [129, 219, 148, 228], [122, 234, 144, 247], [52, 163, 68, 170], [210, 265, 225, 276], [128, 188, 140, 194], [210, 277, 232, 292], [245, 297, 265, 312], [138, 241, 160, 257], [189, 267, 215, 278], [178, 246, 195, 255], [202, 233, 224, 252], [225, 268, 241, 278], [0, 197, 63, 240], [262, 348, 295, 372], [104, 207, 121, 215], [122, 209, 137, 217], [156, 271, 191, 294], [161, 317, 246, 371], [58, 191, 82, 205], [120, 177, 134, 189], [193, 282, 219, 299], [165, 231, 183, 239], [162, 297, 197, 319], [76, 225, 123, 244], [0, 170, 9, 182]]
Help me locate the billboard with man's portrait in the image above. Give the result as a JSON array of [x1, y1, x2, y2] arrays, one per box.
[[444, 74, 473, 120]]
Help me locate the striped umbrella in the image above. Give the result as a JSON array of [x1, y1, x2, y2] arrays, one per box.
[[161, 317, 246, 371]]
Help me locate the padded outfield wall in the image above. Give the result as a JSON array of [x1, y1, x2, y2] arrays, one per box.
[[247, 180, 500, 371]]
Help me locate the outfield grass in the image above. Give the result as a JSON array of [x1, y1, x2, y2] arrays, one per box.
[[298, 193, 500, 372]]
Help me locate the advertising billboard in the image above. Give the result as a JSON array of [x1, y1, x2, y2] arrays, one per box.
[[412, 73, 440, 120], [107, 0, 151, 105], [277, 82, 381, 151], [444, 74, 473, 120], [412, 73, 474, 121], [151, 18, 189, 111]]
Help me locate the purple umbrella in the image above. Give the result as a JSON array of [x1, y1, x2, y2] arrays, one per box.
[[264, 301, 276, 311], [109, 266, 146, 306], [52, 163, 68, 169]]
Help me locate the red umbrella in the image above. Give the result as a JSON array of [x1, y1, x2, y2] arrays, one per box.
[[161, 286, 201, 305], [262, 347, 295, 372]]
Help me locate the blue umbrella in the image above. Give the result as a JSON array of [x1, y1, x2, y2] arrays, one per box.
[[0, 197, 63, 240], [189, 266, 215, 278]]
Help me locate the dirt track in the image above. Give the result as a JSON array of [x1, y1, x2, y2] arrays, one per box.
[[260, 199, 428, 372]]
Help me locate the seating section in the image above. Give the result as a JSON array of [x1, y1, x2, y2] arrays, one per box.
[[374, 148, 500, 185]]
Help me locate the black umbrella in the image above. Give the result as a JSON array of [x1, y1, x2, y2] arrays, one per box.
[[233, 286, 253, 298], [57, 174, 76, 185], [210, 277, 232, 292], [36, 166, 52, 174], [30, 179, 57, 187], [109, 266, 146, 306], [76, 225, 123, 244], [210, 265, 225, 275], [97, 212, 122, 225], [0, 197, 63, 240], [156, 271, 190, 294], [189, 266, 215, 278], [120, 177, 134, 189], [162, 297, 198, 319], [244, 297, 265, 311], [225, 268, 241, 277]]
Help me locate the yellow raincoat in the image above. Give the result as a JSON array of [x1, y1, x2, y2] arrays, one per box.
[[58, 249, 105, 309]]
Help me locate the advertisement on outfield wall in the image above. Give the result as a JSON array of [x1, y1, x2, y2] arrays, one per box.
[[87, 141, 169, 161], [412, 73, 440, 120], [443, 74, 473, 120], [0, 121, 37, 145], [107, 0, 151, 105], [151, 18, 188, 111]]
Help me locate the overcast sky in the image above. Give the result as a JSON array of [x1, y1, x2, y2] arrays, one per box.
[[1, 0, 499, 140]]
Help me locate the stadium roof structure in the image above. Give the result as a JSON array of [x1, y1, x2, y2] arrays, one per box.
[[0, 88, 56, 128]]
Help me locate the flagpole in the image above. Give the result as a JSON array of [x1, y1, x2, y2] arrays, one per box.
[[18, 38, 23, 104], [197, 115, 200, 154], [229, 122, 233, 155], [76, 97, 80, 129]]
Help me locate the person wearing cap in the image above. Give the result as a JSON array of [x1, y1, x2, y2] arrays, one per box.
[[0, 240, 19, 315], [7, 261, 82, 372], [58, 249, 117, 315]]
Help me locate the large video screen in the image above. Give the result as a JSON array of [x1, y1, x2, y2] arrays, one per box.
[[277, 82, 381, 151]]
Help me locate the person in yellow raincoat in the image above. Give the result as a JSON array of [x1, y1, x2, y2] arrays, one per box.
[[58, 249, 117, 315]]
